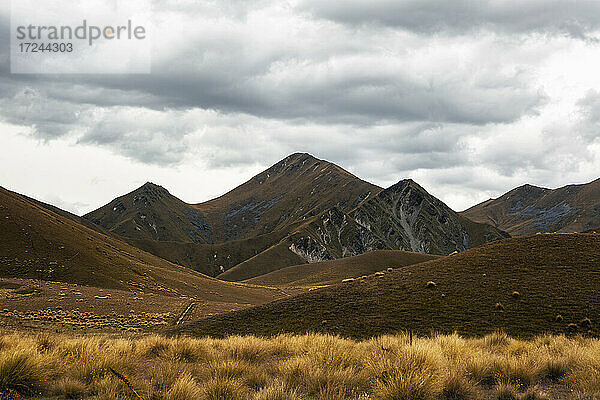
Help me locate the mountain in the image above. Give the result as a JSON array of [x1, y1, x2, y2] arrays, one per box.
[[0, 186, 281, 305], [193, 153, 382, 242], [218, 179, 508, 281], [85, 182, 215, 243], [84, 153, 381, 275], [349, 179, 509, 254], [461, 179, 600, 235], [245, 250, 439, 288], [171, 233, 600, 339]]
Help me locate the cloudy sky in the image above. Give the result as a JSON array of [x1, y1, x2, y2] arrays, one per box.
[[1, 0, 600, 215]]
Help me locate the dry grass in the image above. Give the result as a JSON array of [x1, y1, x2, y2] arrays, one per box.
[[0, 332, 598, 399]]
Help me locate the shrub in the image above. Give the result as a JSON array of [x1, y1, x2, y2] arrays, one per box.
[[567, 324, 578, 334], [555, 315, 563, 323], [579, 318, 592, 330], [495, 303, 505, 311]]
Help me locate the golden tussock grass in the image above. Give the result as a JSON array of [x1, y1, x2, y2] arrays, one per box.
[[0, 331, 598, 399]]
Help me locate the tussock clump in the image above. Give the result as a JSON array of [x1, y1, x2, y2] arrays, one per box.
[[253, 381, 302, 400], [440, 371, 476, 400], [166, 338, 214, 363], [165, 373, 201, 400], [495, 382, 518, 400], [52, 377, 88, 399], [495, 302, 505, 311], [136, 334, 170, 358], [0, 348, 46, 394], [203, 359, 267, 390], [511, 291, 521, 299], [426, 281, 437, 288], [199, 377, 249, 400], [482, 332, 510, 348], [373, 370, 438, 400]]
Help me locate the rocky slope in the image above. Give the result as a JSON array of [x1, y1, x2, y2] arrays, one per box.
[[85, 182, 214, 243], [192, 153, 381, 242], [462, 179, 600, 235], [218, 179, 508, 281]]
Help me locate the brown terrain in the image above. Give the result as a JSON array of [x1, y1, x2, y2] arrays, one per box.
[[462, 179, 600, 235], [173, 233, 600, 339]]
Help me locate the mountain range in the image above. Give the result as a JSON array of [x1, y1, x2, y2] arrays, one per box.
[[84, 153, 508, 279], [2, 152, 599, 338], [462, 179, 600, 235]]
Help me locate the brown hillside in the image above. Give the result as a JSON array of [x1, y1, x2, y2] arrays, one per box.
[[245, 250, 439, 287], [172, 234, 600, 338], [0, 186, 281, 304], [462, 179, 600, 235]]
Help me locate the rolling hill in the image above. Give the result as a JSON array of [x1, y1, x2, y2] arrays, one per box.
[[462, 179, 600, 235], [245, 250, 439, 287], [0, 186, 282, 305], [172, 233, 600, 338]]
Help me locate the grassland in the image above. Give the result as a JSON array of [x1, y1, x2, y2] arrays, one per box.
[[0, 331, 598, 399], [245, 250, 439, 288], [174, 234, 600, 339]]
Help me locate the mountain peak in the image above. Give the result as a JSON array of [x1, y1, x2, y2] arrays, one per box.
[[135, 182, 171, 198]]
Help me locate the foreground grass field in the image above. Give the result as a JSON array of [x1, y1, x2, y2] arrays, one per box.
[[0, 332, 599, 399]]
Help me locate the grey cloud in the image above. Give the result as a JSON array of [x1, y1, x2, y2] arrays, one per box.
[[299, 0, 600, 40]]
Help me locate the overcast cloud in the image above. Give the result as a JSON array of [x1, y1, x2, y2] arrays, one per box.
[[0, 0, 599, 214]]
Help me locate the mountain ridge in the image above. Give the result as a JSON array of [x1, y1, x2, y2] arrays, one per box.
[[462, 178, 600, 235]]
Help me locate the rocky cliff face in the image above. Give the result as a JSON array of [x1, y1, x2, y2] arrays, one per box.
[[287, 207, 386, 263], [351, 180, 472, 255], [285, 180, 507, 262]]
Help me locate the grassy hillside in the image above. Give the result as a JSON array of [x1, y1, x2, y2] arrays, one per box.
[[0, 332, 598, 399], [462, 179, 600, 235], [173, 234, 600, 339], [127, 229, 291, 277], [218, 241, 306, 282], [245, 250, 439, 287], [0, 186, 281, 305]]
